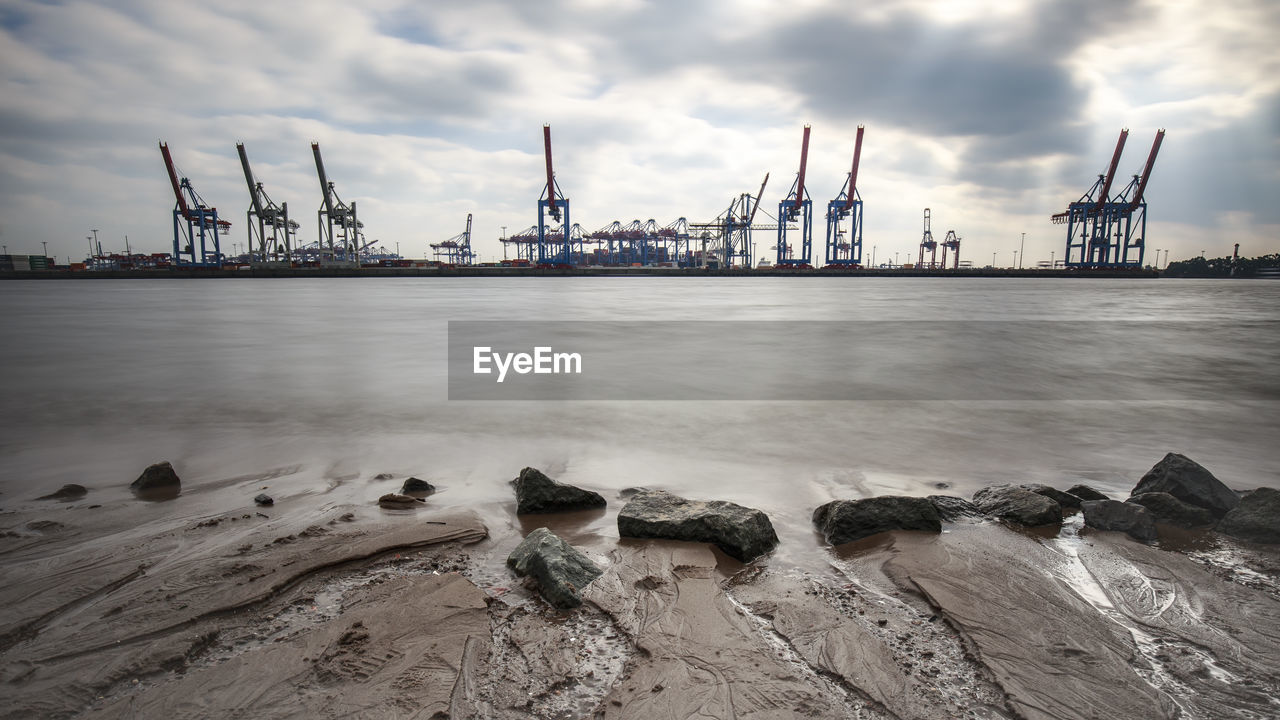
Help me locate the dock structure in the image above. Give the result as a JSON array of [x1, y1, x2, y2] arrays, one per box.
[[236, 142, 297, 264]]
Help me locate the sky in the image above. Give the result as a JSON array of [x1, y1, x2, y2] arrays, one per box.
[[1, 0, 1277, 267]]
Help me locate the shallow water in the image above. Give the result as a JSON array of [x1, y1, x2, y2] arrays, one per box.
[[1, 276, 1278, 565]]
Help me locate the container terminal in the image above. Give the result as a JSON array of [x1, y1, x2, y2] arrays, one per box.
[[4, 124, 1166, 278]]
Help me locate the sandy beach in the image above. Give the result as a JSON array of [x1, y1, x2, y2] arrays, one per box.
[[2, 457, 1278, 720]]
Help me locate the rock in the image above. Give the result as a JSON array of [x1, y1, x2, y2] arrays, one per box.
[[401, 477, 435, 495], [373, 473, 395, 480], [1081, 499, 1158, 543], [1129, 453, 1239, 518], [1066, 484, 1110, 502], [512, 467, 606, 514], [1020, 483, 1082, 508], [617, 490, 779, 562], [928, 495, 983, 522], [1127, 492, 1214, 528], [37, 484, 88, 501], [254, 494, 274, 506], [377, 493, 423, 508], [813, 496, 942, 545], [972, 485, 1062, 526], [1216, 487, 1280, 544], [131, 461, 181, 499], [506, 527, 602, 608]]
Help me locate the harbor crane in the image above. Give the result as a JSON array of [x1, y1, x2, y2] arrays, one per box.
[[236, 143, 297, 263], [160, 141, 231, 267], [1053, 129, 1164, 267], [776, 125, 814, 267], [940, 230, 961, 269], [431, 213, 476, 265], [312, 142, 364, 263], [537, 124, 574, 266], [918, 208, 937, 268], [824, 125, 865, 267]]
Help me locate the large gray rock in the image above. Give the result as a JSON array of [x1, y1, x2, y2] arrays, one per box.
[[506, 527, 602, 608], [1066, 484, 1109, 502], [1081, 499, 1158, 543], [972, 485, 1062, 526], [513, 467, 606, 514], [401, 477, 435, 495], [1216, 487, 1280, 544], [1127, 492, 1214, 528], [813, 496, 942, 546], [928, 495, 983, 522], [617, 490, 778, 562], [1129, 453, 1239, 518], [130, 461, 181, 499], [1020, 484, 1082, 508]]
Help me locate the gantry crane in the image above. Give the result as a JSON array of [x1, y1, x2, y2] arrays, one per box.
[[537, 124, 574, 266], [312, 142, 364, 263], [431, 213, 475, 265], [940, 230, 961, 269], [160, 141, 231, 267], [776, 125, 813, 267], [918, 208, 937, 268], [1053, 129, 1164, 267], [236, 143, 297, 264], [824, 125, 865, 267]]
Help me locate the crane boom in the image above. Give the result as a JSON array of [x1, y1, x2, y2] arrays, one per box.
[[746, 173, 770, 226], [543, 124, 558, 219], [1094, 129, 1129, 211], [464, 212, 473, 243], [1128, 129, 1165, 210], [236, 143, 265, 217], [843, 124, 865, 211], [159, 141, 190, 219], [312, 142, 335, 215], [794, 124, 811, 210]]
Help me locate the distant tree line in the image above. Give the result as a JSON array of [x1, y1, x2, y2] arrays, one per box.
[[1162, 252, 1280, 278]]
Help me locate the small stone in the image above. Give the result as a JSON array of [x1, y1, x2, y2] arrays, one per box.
[[130, 461, 181, 500], [254, 494, 274, 506], [37, 484, 88, 501], [377, 493, 423, 508], [401, 477, 435, 495]]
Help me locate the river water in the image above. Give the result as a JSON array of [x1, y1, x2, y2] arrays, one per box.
[[1, 276, 1277, 562]]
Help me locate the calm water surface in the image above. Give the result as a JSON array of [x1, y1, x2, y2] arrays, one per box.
[[1, 277, 1277, 553]]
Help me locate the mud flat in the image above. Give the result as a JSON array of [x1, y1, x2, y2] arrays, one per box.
[[1, 482, 1278, 719]]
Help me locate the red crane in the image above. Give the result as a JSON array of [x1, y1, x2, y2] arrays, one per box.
[[159, 141, 230, 267]]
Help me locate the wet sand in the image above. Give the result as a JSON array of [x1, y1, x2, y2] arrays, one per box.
[[2, 474, 1279, 719]]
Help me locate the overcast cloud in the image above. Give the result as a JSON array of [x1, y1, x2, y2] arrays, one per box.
[[1, 0, 1277, 265]]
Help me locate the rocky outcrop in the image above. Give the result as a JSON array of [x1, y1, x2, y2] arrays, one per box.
[[1216, 487, 1280, 544], [1129, 453, 1239, 518], [130, 461, 181, 499], [972, 485, 1062, 526], [812, 496, 942, 546], [38, 484, 87, 501], [617, 490, 778, 562], [1066, 484, 1109, 502], [1081, 499, 1157, 543], [1127, 492, 1214, 528], [512, 467, 606, 514], [401, 477, 435, 495], [506, 527, 603, 608], [928, 495, 983, 522], [1021, 484, 1082, 508]]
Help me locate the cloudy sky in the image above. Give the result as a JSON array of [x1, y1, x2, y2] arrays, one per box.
[[2, 0, 1277, 266]]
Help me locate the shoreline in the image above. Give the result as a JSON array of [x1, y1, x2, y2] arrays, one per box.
[[1, 463, 1277, 719]]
